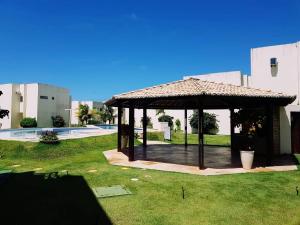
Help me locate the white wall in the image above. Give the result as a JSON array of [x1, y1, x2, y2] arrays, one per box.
[[250, 42, 300, 104], [0, 83, 71, 129], [0, 84, 13, 129], [24, 83, 39, 120], [37, 84, 70, 127], [122, 108, 193, 133], [250, 42, 300, 154], [184, 71, 248, 86], [205, 109, 230, 135]]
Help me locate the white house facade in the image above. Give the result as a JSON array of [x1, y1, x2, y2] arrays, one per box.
[[0, 83, 71, 129], [250, 41, 300, 154], [184, 41, 300, 154]]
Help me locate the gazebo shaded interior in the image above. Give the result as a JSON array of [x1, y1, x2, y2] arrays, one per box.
[[106, 78, 296, 169]]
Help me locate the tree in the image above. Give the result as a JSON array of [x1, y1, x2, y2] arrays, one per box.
[[100, 105, 115, 124], [77, 104, 91, 125], [175, 119, 181, 131], [0, 91, 9, 119], [189, 112, 219, 135], [158, 114, 174, 128], [156, 109, 165, 116], [232, 108, 266, 137]]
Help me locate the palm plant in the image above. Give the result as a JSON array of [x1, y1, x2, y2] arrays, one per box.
[[100, 105, 115, 124], [77, 104, 91, 125]]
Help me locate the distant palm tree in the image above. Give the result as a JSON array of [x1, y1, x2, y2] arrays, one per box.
[[77, 104, 91, 125], [100, 105, 115, 124]]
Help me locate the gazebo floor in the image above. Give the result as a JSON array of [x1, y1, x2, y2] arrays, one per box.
[[126, 144, 298, 169]]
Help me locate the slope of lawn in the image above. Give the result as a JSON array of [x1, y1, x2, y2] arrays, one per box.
[[0, 134, 300, 225], [147, 131, 230, 146]]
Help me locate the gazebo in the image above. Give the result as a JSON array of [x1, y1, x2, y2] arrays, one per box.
[[106, 78, 295, 169]]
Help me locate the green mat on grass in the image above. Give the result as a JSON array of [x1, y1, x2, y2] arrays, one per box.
[[92, 185, 132, 198]]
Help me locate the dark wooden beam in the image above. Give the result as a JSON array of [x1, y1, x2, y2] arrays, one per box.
[[128, 106, 135, 161], [117, 106, 122, 152], [230, 108, 235, 156], [198, 107, 204, 169], [184, 109, 188, 147], [143, 108, 147, 148]]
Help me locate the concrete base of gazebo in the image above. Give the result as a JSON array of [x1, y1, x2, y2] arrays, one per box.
[[103, 147, 298, 176]]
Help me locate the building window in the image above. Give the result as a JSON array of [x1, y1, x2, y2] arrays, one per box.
[[52, 97, 55, 100], [20, 96, 23, 102], [40, 96, 48, 99], [270, 58, 278, 67]]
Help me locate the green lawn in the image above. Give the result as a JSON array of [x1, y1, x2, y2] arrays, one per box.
[[147, 131, 231, 146], [0, 134, 300, 225]]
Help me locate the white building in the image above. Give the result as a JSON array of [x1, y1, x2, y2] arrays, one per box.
[[0, 83, 71, 129], [250, 41, 300, 154], [184, 41, 300, 154], [71, 100, 103, 125]]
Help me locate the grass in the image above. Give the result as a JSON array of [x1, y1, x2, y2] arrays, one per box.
[[0, 134, 300, 225], [147, 131, 231, 146]]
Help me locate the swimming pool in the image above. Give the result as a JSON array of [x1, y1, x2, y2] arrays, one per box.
[[96, 124, 117, 130], [0, 127, 115, 141], [96, 124, 142, 132]]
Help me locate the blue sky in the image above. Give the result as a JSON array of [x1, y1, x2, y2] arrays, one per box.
[[0, 0, 300, 101]]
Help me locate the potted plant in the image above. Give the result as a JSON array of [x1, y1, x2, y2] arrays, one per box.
[[39, 131, 60, 144], [232, 109, 266, 170], [121, 124, 130, 150]]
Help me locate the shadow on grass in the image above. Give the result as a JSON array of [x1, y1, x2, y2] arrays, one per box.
[[0, 171, 112, 225]]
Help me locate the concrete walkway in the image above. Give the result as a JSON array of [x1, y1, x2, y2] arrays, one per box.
[[103, 149, 298, 176]]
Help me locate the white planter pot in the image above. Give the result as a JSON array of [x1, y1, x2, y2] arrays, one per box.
[[240, 151, 254, 170]]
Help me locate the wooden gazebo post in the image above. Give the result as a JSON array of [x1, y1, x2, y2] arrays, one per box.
[[117, 106, 122, 152], [198, 107, 204, 169], [230, 108, 235, 156], [128, 106, 135, 161], [184, 108, 188, 147], [143, 108, 147, 148]]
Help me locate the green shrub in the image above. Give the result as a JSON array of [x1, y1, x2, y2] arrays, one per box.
[[190, 112, 219, 135], [20, 117, 37, 128], [87, 119, 101, 125], [175, 119, 181, 131], [51, 115, 65, 127], [158, 115, 174, 128], [39, 131, 60, 144]]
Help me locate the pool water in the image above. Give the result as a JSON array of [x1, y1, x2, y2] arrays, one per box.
[[0, 127, 110, 140], [96, 125, 117, 130]]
